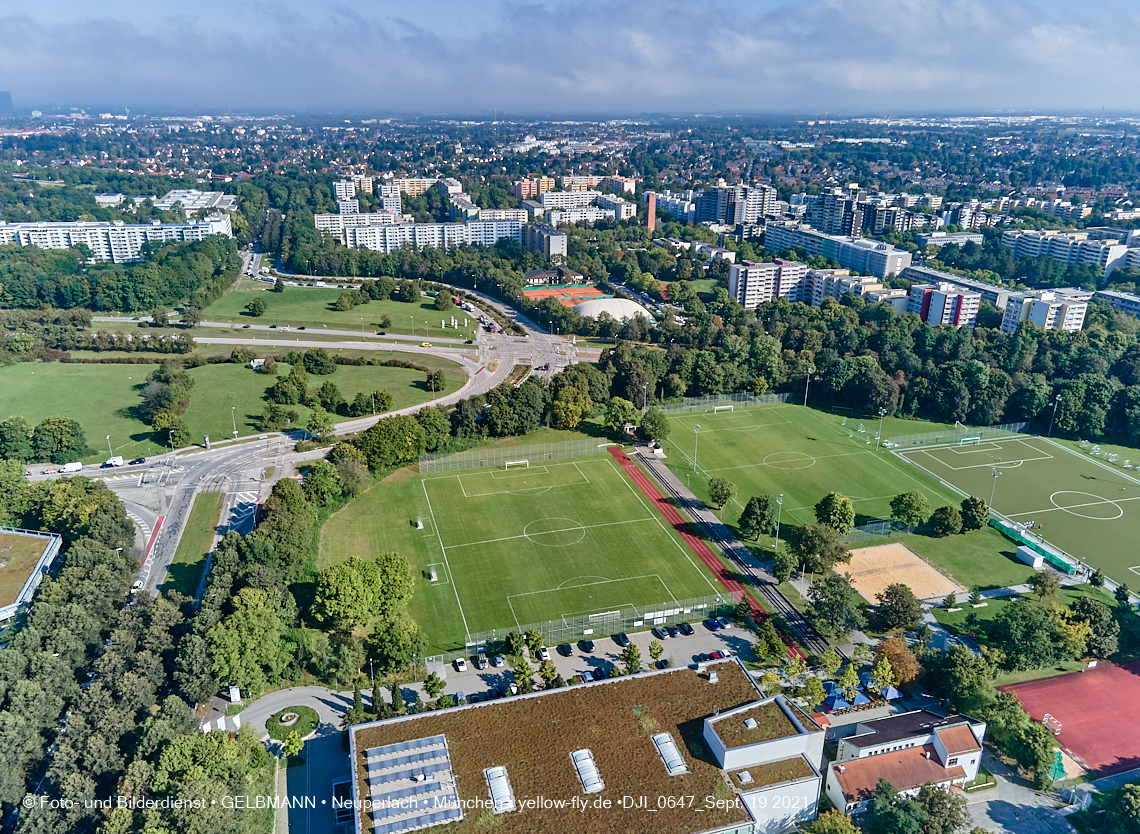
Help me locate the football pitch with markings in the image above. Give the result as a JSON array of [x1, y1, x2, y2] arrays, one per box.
[[320, 456, 722, 652]]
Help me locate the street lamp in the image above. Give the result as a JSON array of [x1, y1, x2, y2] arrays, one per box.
[[875, 407, 888, 452], [231, 405, 238, 437], [989, 468, 1001, 510], [1048, 394, 1063, 437], [693, 424, 700, 471], [360, 316, 365, 341], [803, 365, 815, 408], [774, 494, 784, 552], [410, 315, 414, 335], [643, 382, 649, 414], [106, 434, 113, 458]]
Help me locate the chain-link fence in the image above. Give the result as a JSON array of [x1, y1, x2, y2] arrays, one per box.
[[658, 392, 790, 415], [885, 421, 1029, 450], [424, 592, 739, 663], [419, 438, 611, 473], [843, 519, 907, 543]]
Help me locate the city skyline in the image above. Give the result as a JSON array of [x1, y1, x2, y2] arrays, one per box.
[[2, 0, 1140, 114]]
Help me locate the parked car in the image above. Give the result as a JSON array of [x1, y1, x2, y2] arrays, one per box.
[[538, 646, 550, 661], [709, 651, 726, 660], [696, 653, 711, 662], [129, 457, 146, 465], [455, 658, 468, 672], [492, 655, 505, 668], [41, 467, 58, 475], [477, 653, 488, 670], [716, 616, 732, 629], [665, 625, 679, 639], [704, 617, 722, 632], [559, 643, 573, 657], [652, 627, 668, 640], [614, 632, 630, 647], [579, 639, 595, 654], [678, 622, 695, 636]]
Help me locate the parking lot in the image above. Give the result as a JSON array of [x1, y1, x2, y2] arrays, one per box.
[[432, 620, 758, 701]]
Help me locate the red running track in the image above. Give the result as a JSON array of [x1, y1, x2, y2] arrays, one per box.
[[607, 447, 804, 660], [999, 658, 1140, 776]]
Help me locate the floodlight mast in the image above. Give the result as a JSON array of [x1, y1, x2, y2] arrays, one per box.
[[989, 467, 1001, 510], [803, 366, 815, 407], [774, 494, 784, 552], [692, 424, 700, 471], [875, 407, 888, 452], [1048, 394, 1063, 437]]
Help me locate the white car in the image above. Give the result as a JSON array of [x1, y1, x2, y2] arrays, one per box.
[[538, 646, 550, 661], [455, 658, 468, 672]]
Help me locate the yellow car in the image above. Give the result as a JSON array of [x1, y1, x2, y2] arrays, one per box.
[[421, 342, 432, 347]]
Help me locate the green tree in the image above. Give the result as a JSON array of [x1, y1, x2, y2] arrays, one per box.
[[1009, 720, 1057, 789], [930, 505, 963, 537], [790, 523, 851, 573], [875, 583, 923, 632], [801, 675, 827, 711], [604, 397, 639, 433], [423, 672, 446, 700], [1117, 583, 1132, 607], [738, 495, 779, 541], [272, 277, 286, 293], [620, 643, 643, 674], [32, 417, 88, 463], [992, 601, 1063, 671], [511, 656, 535, 693], [1030, 570, 1061, 600], [649, 639, 664, 661], [355, 414, 426, 469], [181, 306, 202, 328], [313, 554, 413, 630], [773, 549, 797, 583], [960, 495, 989, 531], [708, 477, 737, 510], [302, 347, 338, 375], [538, 660, 559, 688], [151, 304, 170, 326], [246, 296, 267, 317], [205, 588, 289, 696], [915, 783, 971, 834], [313, 380, 346, 413], [433, 292, 453, 311], [837, 662, 861, 700], [1104, 783, 1140, 834], [818, 646, 843, 678], [925, 645, 994, 712], [551, 384, 593, 430], [808, 574, 867, 640], [525, 628, 544, 658], [869, 656, 894, 694], [866, 779, 929, 834], [425, 369, 446, 393], [505, 631, 524, 656], [639, 407, 670, 441], [1070, 597, 1119, 657], [806, 809, 860, 834], [306, 405, 335, 443], [0, 416, 34, 462], [891, 491, 931, 532], [282, 730, 304, 759], [814, 492, 855, 535], [302, 459, 344, 506], [756, 620, 785, 662], [370, 614, 426, 675], [759, 669, 780, 691]]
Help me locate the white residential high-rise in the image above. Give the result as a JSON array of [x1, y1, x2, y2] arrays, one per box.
[[594, 194, 637, 220], [1000, 289, 1090, 334], [542, 190, 602, 210], [1000, 229, 1129, 277], [0, 216, 233, 263], [907, 282, 982, 328]]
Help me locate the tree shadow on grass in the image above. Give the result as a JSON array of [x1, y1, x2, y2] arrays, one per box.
[[161, 560, 206, 597]]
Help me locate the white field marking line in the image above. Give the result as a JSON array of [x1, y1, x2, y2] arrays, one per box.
[[787, 493, 899, 513], [1039, 435, 1140, 489], [603, 456, 721, 596], [704, 449, 868, 474], [1129, 566, 1140, 577], [425, 562, 452, 586], [945, 442, 1005, 456], [1005, 494, 1140, 518], [555, 574, 613, 590], [490, 465, 551, 479], [423, 457, 604, 484], [907, 438, 1055, 472], [441, 517, 657, 550], [507, 575, 665, 600], [673, 410, 793, 433], [421, 478, 470, 638], [453, 460, 590, 498]]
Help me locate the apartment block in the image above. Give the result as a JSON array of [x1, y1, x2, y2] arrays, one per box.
[[916, 231, 985, 249], [334, 180, 356, 201], [0, 215, 233, 263], [1094, 289, 1140, 319], [763, 221, 912, 278], [393, 178, 438, 197], [594, 193, 637, 220], [547, 206, 616, 226], [696, 183, 776, 225], [1000, 288, 1090, 334], [601, 175, 637, 194], [650, 190, 698, 223], [907, 282, 982, 328], [522, 222, 568, 262], [729, 260, 807, 308], [154, 189, 238, 214], [542, 190, 602, 210], [512, 176, 556, 200], [562, 175, 605, 191], [342, 220, 522, 253], [314, 211, 403, 244], [478, 208, 529, 222], [901, 265, 1017, 309], [336, 199, 359, 215], [1001, 229, 1129, 277]]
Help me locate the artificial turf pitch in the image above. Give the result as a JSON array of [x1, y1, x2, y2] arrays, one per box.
[[899, 436, 1140, 586], [319, 456, 722, 652]]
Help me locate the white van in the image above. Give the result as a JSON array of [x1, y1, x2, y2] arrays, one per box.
[[60, 461, 83, 473]]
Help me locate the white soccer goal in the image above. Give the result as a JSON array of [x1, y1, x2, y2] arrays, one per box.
[[504, 459, 530, 470], [713, 405, 734, 414], [958, 436, 981, 446]]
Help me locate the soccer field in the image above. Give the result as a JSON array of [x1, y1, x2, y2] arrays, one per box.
[[320, 456, 722, 652], [899, 436, 1140, 584]]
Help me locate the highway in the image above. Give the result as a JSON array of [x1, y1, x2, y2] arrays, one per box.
[[82, 276, 577, 595]]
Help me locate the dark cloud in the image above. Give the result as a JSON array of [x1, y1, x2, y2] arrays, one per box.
[[1, 0, 1138, 113]]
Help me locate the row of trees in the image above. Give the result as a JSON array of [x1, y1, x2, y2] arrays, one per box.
[[0, 415, 88, 464]]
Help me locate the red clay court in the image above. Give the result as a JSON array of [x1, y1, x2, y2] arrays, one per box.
[[522, 286, 610, 307], [998, 659, 1140, 775]]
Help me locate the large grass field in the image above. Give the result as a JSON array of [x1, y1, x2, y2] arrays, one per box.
[[319, 455, 722, 653], [899, 436, 1140, 588], [661, 404, 1037, 591], [202, 286, 479, 340], [162, 492, 225, 597], [0, 354, 464, 462]]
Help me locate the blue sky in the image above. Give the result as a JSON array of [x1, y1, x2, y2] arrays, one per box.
[[2, 0, 1138, 114]]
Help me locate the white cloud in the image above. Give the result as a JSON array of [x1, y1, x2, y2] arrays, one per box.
[[1, 0, 1139, 113]]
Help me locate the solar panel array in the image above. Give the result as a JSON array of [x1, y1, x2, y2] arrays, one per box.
[[484, 766, 516, 814], [364, 735, 462, 833], [571, 749, 605, 794], [652, 732, 689, 776]]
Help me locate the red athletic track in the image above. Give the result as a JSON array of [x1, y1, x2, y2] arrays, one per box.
[[607, 447, 804, 660], [998, 658, 1140, 775]]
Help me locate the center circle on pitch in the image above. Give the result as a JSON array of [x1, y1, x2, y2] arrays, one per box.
[[763, 451, 817, 470], [1048, 491, 1124, 520], [523, 517, 586, 546]]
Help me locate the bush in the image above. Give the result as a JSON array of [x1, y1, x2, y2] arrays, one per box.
[[266, 705, 320, 741], [929, 505, 963, 537]]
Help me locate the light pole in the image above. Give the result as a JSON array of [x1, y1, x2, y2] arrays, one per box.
[[410, 315, 414, 335], [360, 316, 365, 341], [106, 434, 113, 458], [875, 407, 888, 452], [231, 405, 238, 437], [1048, 394, 1062, 437], [803, 365, 815, 408], [370, 392, 376, 415], [643, 382, 649, 414], [989, 468, 1001, 511], [692, 424, 700, 471], [774, 494, 784, 552]]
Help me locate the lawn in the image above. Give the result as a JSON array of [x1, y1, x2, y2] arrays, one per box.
[[898, 436, 1140, 589], [162, 492, 225, 597], [661, 404, 1028, 590], [319, 455, 723, 653], [202, 286, 479, 340], [0, 353, 463, 462]]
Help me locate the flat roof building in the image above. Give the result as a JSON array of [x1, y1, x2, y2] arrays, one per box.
[[594, 193, 637, 220], [0, 527, 63, 625], [347, 660, 823, 834], [763, 221, 912, 279], [1095, 289, 1140, 319], [917, 231, 985, 249], [1000, 288, 1090, 334], [1001, 229, 1129, 277], [907, 282, 982, 328], [0, 215, 233, 263], [542, 190, 602, 210], [522, 222, 568, 262], [154, 189, 238, 215]]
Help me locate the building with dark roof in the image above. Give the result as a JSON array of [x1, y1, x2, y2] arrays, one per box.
[[824, 709, 985, 814], [347, 659, 825, 834]]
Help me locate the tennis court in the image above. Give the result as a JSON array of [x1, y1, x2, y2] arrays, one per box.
[[898, 436, 1140, 585]]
